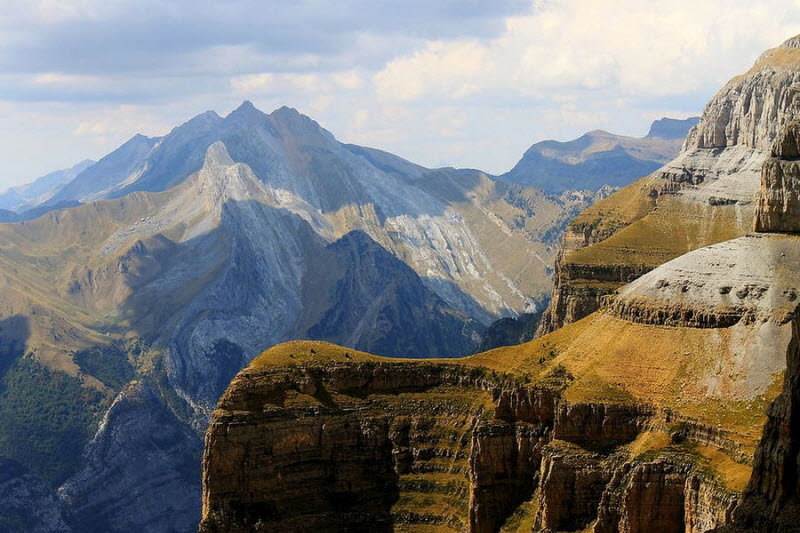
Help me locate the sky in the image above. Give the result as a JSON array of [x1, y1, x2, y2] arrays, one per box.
[[1, 1, 800, 189]]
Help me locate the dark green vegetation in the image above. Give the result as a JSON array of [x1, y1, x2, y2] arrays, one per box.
[[477, 306, 546, 352], [0, 357, 106, 484], [74, 345, 135, 390]]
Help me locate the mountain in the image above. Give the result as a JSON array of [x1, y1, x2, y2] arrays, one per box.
[[48, 134, 159, 204], [646, 116, 700, 139], [537, 34, 800, 337], [0, 104, 604, 531], [0, 457, 70, 532], [501, 116, 698, 194], [0, 160, 95, 212], [199, 35, 800, 533]]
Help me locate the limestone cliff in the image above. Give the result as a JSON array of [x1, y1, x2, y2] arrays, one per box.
[[755, 119, 800, 233], [200, 336, 756, 532], [538, 34, 800, 337], [716, 319, 800, 532]]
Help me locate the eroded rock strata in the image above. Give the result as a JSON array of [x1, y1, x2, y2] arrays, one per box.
[[199, 350, 746, 532], [755, 119, 800, 233], [717, 319, 800, 532], [537, 35, 800, 338]]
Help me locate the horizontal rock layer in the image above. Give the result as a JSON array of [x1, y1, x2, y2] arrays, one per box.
[[200, 358, 746, 532]]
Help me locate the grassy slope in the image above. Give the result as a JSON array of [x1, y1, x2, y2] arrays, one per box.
[[253, 309, 783, 486]]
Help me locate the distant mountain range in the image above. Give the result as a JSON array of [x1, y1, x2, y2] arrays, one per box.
[[502, 116, 699, 194], [0, 159, 94, 214]]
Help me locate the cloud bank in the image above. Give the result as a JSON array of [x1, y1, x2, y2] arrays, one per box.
[[1, 0, 799, 187]]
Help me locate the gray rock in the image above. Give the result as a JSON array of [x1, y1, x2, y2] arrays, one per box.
[[0, 458, 70, 533], [58, 382, 201, 533]]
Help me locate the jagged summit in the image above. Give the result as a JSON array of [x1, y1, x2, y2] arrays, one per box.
[[234, 100, 257, 112], [203, 140, 235, 167]]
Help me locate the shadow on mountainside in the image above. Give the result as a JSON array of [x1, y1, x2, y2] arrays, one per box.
[[0, 315, 29, 380]]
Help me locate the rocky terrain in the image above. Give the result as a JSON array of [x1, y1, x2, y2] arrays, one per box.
[[501, 117, 698, 194], [0, 102, 624, 531], [537, 35, 800, 337], [0, 458, 70, 533], [200, 37, 800, 533]]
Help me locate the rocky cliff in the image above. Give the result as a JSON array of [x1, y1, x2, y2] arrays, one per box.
[[0, 458, 70, 533], [200, 339, 753, 532], [754, 119, 800, 233], [715, 319, 800, 532], [537, 34, 800, 337]]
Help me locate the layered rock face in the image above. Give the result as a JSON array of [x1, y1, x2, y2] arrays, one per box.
[[537, 35, 800, 337], [712, 118, 800, 533], [199, 358, 558, 532], [755, 119, 800, 233], [723, 321, 800, 532], [200, 342, 749, 533]]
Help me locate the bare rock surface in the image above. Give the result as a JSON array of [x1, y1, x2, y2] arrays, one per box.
[[57, 382, 201, 533], [755, 119, 800, 233], [610, 234, 800, 327], [0, 458, 70, 533]]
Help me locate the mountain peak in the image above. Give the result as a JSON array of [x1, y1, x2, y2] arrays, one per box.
[[646, 116, 700, 139], [231, 100, 259, 115], [204, 141, 235, 168], [269, 106, 334, 143]]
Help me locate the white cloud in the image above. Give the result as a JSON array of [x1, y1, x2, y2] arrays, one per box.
[[231, 69, 366, 94], [372, 0, 800, 103], [4, 1, 800, 186], [374, 40, 490, 100]]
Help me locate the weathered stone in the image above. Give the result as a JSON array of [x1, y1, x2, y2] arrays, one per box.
[[755, 120, 800, 233], [0, 458, 70, 533], [718, 318, 800, 532]]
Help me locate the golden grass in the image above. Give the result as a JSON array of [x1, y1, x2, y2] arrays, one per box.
[[499, 488, 539, 533], [566, 196, 751, 268], [569, 176, 656, 236], [692, 443, 752, 492], [253, 309, 783, 456]]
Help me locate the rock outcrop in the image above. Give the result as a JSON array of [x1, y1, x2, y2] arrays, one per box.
[[200, 341, 754, 532], [57, 382, 201, 533], [717, 318, 800, 532], [755, 119, 800, 233], [0, 458, 70, 533], [199, 359, 559, 532], [537, 34, 800, 337]]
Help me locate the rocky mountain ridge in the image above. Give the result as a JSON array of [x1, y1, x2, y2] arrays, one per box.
[[537, 34, 800, 337], [0, 103, 611, 531], [501, 117, 698, 194]]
